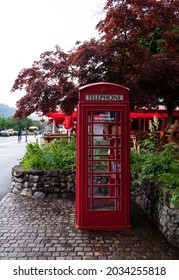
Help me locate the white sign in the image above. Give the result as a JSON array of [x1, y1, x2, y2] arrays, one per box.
[[86, 94, 123, 101], [93, 124, 103, 141]]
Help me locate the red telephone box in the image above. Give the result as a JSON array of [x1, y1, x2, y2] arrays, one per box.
[[76, 82, 131, 230]]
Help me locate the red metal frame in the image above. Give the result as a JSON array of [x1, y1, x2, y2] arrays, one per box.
[[76, 82, 131, 230]]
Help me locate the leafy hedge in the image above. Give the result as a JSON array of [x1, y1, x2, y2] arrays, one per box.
[[131, 142, 179, 207], [22, 137, 76, 170], [21, 135, 179, 206]]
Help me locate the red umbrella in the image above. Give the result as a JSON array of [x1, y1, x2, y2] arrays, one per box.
[[63, 115, 74, 129], [45, 109, 76, 125], [46, 109, 65, 119]]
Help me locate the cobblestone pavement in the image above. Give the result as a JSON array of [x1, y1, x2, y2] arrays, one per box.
[[0, 193, 179, 260]]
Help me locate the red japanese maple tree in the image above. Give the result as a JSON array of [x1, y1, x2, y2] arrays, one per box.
[[11, 46, 77, 118], [96, 0, 179, 121], [11, 0, 179, 122]]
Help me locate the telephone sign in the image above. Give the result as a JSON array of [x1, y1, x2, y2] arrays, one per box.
[[86, 94, 124, 101], [76, 82, 131, 230]]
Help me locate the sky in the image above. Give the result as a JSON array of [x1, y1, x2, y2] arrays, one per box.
[[0, 0, 106, 108]]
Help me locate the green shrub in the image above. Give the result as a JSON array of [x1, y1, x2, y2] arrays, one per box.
[[22, 137, 76, 170], [140, 132, 159, 153], [170, 192, 179, 208], [130, 141, 179, 207], [21, 134, 179, 206]]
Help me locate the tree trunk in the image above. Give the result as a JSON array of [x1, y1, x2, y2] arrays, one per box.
[[166, 104, 175, 124]]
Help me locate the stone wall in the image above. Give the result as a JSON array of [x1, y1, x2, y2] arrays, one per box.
[[11, 165, 75, 199], [11, 166, 179, 248], [131, 177, 179, 248], [159, 189, 179, 248]]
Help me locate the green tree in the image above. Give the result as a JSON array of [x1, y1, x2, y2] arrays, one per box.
[[0, 116, 38, 131]]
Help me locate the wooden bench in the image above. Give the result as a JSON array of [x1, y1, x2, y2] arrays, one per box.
[[43, 133, 70, 143]]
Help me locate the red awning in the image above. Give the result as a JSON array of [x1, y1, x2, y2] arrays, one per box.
[[46, 109, 178, 122], [130, 112, 168, 119]]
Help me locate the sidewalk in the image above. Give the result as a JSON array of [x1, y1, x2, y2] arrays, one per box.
[[0, 193, 179, 260]]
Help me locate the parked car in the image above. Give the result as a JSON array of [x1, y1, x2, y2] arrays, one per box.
[[8, 129, 14, 136], [0, 130, 10, 137]]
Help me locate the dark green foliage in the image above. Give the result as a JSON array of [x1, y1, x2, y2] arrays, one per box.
[[131, 142, 179, 207], [22, 137, 76, 170], [21, 134, 179, 206]]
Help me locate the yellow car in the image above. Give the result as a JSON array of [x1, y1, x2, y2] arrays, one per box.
[[8, 129, 14, 136]]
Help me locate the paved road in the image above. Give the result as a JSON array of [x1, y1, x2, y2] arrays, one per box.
[[0, 135, 37, 200], [0, 136, 179, 261], [0, 194, 179, 260]]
